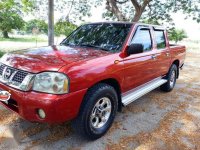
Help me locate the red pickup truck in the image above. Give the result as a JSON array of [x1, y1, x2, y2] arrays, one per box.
[[0, 22, 186, 139]]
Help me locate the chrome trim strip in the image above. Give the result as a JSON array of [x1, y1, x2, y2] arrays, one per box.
[[122, 77, 167, 106], [2, 65, 7, 80]]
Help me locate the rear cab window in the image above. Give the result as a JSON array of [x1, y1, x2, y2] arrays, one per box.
[[154, 30, 166, 49], [131, 27, 152, 52]]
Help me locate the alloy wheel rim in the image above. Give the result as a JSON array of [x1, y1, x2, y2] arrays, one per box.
[[170, 70, 176, 87], [90, 97, 112, 129]]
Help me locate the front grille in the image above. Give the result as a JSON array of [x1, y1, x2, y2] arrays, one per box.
[[12, 71, 28, 83], [0, 65, 5, 75], [0, 63, 30, 86]]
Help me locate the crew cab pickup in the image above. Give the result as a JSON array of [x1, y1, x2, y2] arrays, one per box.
[[0, 22, 186, 139]]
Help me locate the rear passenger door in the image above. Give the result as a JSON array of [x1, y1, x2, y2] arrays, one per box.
[[123, 26, 159, 92], [153, 29, 171, 76]]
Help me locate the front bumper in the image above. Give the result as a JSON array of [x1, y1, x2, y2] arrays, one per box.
[[0, 83, 87, 124]]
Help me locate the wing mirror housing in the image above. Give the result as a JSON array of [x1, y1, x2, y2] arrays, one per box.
[[127, 43, 143, 56]]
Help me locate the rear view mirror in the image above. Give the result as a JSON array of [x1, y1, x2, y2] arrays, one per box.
[[127, 44, 143, 55]]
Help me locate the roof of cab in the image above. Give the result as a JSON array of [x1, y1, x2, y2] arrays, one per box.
[[85, 21, 133, 26], [85, 21, 166, 30]]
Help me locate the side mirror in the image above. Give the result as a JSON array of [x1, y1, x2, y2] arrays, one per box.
[[127, 43, 143, 55]]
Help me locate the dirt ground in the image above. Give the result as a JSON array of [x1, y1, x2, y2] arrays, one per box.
[[0, 52, 200, 150]]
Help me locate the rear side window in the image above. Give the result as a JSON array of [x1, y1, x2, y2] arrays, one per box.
[[154, 30, 166, 49], [131, 28, 152, 52]]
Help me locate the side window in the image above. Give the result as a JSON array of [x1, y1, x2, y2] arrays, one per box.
[[131, 28, 152, 52], [154, 30, 166, 49]]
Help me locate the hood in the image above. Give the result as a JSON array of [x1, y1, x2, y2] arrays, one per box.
[[0, 46, 110, 73]]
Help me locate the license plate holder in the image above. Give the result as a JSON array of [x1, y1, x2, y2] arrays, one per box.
[[0, 90, 11, 104]]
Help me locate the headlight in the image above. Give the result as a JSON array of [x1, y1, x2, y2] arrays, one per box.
[[33, 72, 69, 94]]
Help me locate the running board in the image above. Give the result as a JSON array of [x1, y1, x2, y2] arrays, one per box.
[[122, 77, 167, 106]]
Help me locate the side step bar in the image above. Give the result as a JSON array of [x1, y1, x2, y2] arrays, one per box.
[[122, 77, 167, 106]]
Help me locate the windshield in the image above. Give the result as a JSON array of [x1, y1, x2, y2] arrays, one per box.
[[61, 23, 131, 52]]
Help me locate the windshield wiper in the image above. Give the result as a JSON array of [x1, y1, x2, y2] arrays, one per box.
[[79, 44, 109, 51], [60, 43, 73, 46]]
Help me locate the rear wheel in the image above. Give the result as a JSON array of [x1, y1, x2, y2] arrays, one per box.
[[160, 64, 178, 92], [72, 83, 118, 140]]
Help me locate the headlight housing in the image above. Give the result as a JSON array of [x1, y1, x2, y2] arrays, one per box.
[[33, 72, 69, 94]]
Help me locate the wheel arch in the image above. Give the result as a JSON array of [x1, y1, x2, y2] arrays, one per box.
[[98, 78, 122, 111], [80, 78, 122, 113]]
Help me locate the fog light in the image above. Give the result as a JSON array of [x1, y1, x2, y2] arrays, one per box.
[[37, 109, 46, 119]]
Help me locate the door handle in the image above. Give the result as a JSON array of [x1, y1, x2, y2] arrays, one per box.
[[151, 55, 157, 60]]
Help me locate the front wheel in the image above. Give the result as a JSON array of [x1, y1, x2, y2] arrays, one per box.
[[72, 83, 118, 140], [160, 64, 178, 92]]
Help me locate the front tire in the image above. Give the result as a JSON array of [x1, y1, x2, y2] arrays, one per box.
[[72, 83, 118, 140], [160, 64, 178, 92]]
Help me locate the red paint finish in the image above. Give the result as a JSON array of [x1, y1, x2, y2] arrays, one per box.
[[59, 53, 124, 93], [0, 82, 87, 123], [0, 22, 186, 123], [1, 46, 111, 73]]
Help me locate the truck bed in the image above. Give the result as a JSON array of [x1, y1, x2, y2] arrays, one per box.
[[169, 44, 186, 68]]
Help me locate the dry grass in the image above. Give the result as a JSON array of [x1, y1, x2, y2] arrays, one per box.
[[25, 122, 72, 149], [108, 121, 123, 135], [107, 94, 190, 149], [106, 102, 200, 150], [20, 124, 47, 139], [0, 109, 18, 125], [46, 122, 72, 142]]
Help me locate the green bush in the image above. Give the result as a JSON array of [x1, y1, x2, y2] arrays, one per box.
[[0, 51, 5, 57], [24, 19, 48, 34], [55, 21, 77, 37], [169, 29, 187, 43]]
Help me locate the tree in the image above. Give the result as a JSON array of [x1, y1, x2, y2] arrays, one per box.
[[0, 11, 24, 38], [104, 0, 200, 23], [169, 29, 187, 43], [40, 0, 199, 25], [24, 19, 48, 34], [105, 0, 150, 21], [0, 0, 33, 38], [55, 20, 77, 36], [32, 0, 92, 24]]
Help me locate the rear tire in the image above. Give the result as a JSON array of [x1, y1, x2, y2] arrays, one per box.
[[160, 64, 178, 92], [72, 83, 118, 140]]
